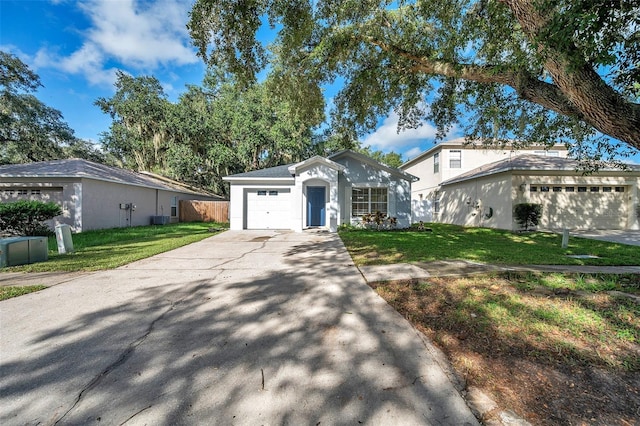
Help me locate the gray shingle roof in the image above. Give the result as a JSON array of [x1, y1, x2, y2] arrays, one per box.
[[0, 158, 218, 196], [224, 164, 295, 179], [441, 154, 639, 186]]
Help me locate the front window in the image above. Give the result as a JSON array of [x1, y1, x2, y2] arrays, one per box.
[[352, 187, 388, 216], [449, 150, 461, 168], [433, 152, 440, 173]]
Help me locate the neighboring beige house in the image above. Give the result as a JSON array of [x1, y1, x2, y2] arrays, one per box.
[[0, 159, 224, 232], [401, 138, 640, 231]]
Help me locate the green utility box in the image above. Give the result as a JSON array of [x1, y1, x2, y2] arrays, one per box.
[[0, 236, 49, 268]]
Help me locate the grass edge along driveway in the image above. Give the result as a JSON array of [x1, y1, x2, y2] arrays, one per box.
[[0, 222, 227, 300], [2, 222, 227, 274], [339, 223, 640, 266]]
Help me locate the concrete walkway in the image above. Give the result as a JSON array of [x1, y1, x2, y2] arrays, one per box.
[[358, 260, 640, 283], [0, 231, 478, 426]]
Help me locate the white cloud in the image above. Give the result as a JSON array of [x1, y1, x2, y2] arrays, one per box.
[[79, 0, 198, 69], [403, 147, 423, 160], [360, 110, 439, 152], [35, 0, 199, 86]]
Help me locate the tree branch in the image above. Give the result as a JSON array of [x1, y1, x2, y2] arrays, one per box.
[[363, 36, 585, 120], [501, 0, 640, 149]]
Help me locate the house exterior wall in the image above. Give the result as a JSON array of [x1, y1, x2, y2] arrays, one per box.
[[1, 176, 220, 232], [81, 179, 219, 231], [0, 177, 82, 231], [333, 156, 413, 229], [438, 173, 513, 229], [402, 143, 568, 223], [438, 172, 640, 231]]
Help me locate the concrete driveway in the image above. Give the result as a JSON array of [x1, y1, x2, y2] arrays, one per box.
[[567, 230, 640, 246], [0, 230, 477, 425]]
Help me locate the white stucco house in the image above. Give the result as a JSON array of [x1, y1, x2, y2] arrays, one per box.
[[223, 150, 418, 232], [0, 159, 224, 232], [401, 138, 640, 231]]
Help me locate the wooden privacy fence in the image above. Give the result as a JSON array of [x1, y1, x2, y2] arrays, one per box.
[[179, 200, 229, 223]]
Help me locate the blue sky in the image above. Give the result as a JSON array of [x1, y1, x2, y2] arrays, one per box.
[[0, 0, 455, 163], [1, 0, 636, 164]]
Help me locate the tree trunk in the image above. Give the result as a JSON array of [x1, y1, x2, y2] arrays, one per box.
[[502, 0, 640, 149]]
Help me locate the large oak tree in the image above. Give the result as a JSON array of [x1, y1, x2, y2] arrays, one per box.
[[0, 51, 104, 164], [187, 0, 639, 161]]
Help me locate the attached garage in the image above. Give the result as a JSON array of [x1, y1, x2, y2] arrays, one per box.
[[437, 155, 640, 232], [245, 188, 292, 229], [529, 184, 629, 230]]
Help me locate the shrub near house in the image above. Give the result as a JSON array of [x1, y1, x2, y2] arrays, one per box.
[[514, 203, 542, 231], [0, 200, 62, 236]]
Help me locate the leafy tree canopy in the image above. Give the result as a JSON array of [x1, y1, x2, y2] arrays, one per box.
[[188, 0, 640, 163], [0, 51, 104, 164]]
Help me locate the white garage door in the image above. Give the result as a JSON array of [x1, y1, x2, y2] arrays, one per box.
[[246, 189, 292, 229], [529, 185, 628, 229]]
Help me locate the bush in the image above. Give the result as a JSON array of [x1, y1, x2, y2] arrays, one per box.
[[360, 211, 397, 230], [514, 203, 542, 231], [0, 200, 62, 236]]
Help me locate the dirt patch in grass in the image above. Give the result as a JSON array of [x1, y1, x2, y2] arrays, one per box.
[[370, 273, 640, 425]]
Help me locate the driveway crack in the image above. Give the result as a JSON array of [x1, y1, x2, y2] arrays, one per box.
[[53, 300, 178, 425]]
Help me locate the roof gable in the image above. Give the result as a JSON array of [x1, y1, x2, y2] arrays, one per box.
[[287, 156, 345, 175], [222, 150, 419, 183], [329, 150, 418, 182]]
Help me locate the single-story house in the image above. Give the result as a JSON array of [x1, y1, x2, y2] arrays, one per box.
[[436, 154, 640, 231], [223, 150, 418, 232], [0, 158, 224, 232]]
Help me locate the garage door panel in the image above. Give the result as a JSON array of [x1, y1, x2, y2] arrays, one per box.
[[246, 189, 291, 229], [530, 189, 627, 230]]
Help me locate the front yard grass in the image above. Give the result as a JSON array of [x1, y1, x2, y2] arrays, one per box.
[[371, 273, 640, 425], [339, 223, 640, 266], [0, 285, 47, 301], [341, 225, 640, 424], [2, 222, 227, 273]]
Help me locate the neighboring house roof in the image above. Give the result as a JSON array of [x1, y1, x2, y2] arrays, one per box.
[[440, 154, 640, 186], [0, 158, 222, 198], [401, 137, 568, 169]]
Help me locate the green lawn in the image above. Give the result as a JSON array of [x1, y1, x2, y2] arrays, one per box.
[[0, 285, 47, 301], [2, 222, 227, 273], [339, 223, 640, 266]]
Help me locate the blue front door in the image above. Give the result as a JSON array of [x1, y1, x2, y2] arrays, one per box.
[[307, 187, 326, 227]]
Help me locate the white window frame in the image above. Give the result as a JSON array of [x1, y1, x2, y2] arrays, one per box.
[[351, 187, 388, 217], [449, 150, 461, 168], [433, 152, 440, 173], [170, 196, 178, 217]]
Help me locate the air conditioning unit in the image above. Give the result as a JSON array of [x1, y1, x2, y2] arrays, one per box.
[[151, 216, 170, 225], [0, 236, 49, 268]]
